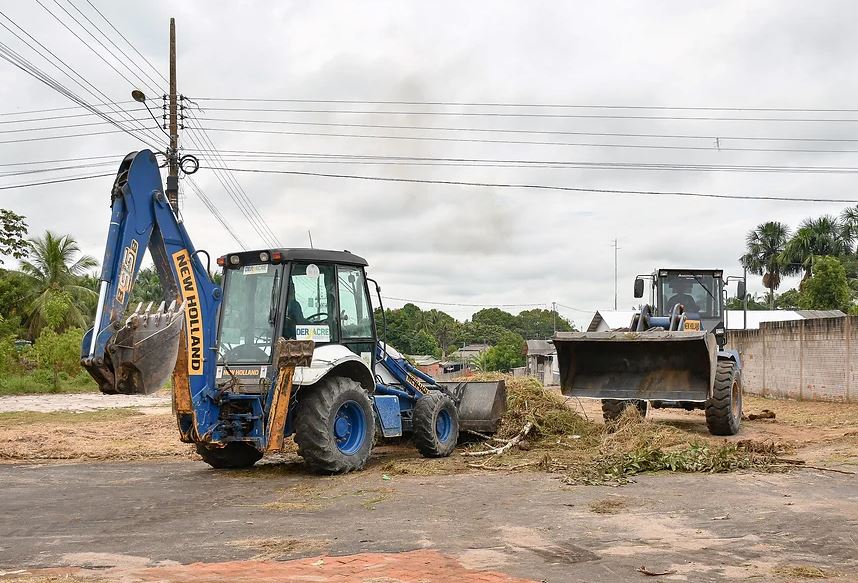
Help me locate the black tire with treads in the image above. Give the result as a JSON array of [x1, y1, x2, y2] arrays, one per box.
[[601, 399, 648, 422], [195, 442, 263, 469], [412, 392, 459, 458], [705, 359, 742, 436], [294, 376, 374, 474]]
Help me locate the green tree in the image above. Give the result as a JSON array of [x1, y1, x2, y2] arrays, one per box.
[[0, 268, 34, 333], [783, 216, 852, 280], [740, 221, 791, 308], [725, 294, 769, 310], [482, 330, 525, 372], [514, 308, 575, 338], [0, 209, 29, 264], [19, 231, 98, 337], [130, 266, 164, 305], [798, 256, 851, 311], [33, 327, 84, 390], [775, 289, 801, 310], [472, 307, 517, 330]]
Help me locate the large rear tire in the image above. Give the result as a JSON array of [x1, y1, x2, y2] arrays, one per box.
[[706, 360, 742, 436], [294, 376, 374, 474], [601, 399, 648, 422], [195, 442, 263, 469], [413, 392, 459, 458]]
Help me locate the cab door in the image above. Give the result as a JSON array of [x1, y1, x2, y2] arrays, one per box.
[[336, 264, 376, 371]]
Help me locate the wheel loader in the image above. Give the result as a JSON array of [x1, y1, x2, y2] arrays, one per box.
[[80, 150, 505, 472], [553, 269, 746, 435]]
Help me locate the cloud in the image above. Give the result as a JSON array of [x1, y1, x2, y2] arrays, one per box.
[[2, 0, 857, 330]]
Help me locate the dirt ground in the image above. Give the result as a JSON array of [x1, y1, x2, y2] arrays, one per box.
[[0, 393, 856, 582]]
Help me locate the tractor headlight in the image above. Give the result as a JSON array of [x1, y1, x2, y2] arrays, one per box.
[[229, 255, 240, 266], [259, 251, 270, 262]]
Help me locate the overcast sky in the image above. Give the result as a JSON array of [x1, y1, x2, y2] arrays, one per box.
[[3, 1, 858, 327]]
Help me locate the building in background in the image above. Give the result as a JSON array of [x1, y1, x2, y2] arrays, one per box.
[[587, 309, 845, 332], [525, 339, 558, 385], [408, 355, 442, 378]]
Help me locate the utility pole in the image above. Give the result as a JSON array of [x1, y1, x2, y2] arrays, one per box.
[[166, 17, 179, 212], [552, 301, 557, 334], [612, 238, 619, 310]]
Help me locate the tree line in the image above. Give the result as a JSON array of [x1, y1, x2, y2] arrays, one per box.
[[376, 304, 576, 372], [740, 206, 858, 312]]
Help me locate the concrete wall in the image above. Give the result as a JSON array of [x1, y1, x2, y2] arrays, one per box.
[[728, 316, 854, 402]]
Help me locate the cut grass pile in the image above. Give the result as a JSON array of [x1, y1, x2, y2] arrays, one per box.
[[464, 374, 786, 484]]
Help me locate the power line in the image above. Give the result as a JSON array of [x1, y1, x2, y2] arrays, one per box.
[[215, 166, 858, 204], [191, 115, 858, 144], [0, 102, 133, 116], [0, 12, 161, 147], [555, 302, 594, 313], [195, 105, 858, 123], [0, 171, 113, 190], [0, 129, 124, 144], [191, 96, 858, 114], [83, 0, 168, 86], [204, 154, 858, 175], [195, 125, 858, 154], [184, 176, 247, 250], [61, 0, 164, 95], [182, 112, 281, 247]]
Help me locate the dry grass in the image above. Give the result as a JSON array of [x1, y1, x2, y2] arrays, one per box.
[[588, 497, 629, 514], [772, 564, 835, 579], [461, 375, 788, 485], [0, 409, 194, 462], [229, 537, 330, 560]]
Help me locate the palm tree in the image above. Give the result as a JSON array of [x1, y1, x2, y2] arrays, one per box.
[[841, 206, 858, 250], [740, 221, 791, 308], [783, 215, 852, 279], [19, 231, 98, 336]]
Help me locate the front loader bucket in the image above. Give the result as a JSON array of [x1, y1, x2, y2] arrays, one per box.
[[553, 331, 716, 402], [439, 380, 507, 433], [82, 301, 185, 395]]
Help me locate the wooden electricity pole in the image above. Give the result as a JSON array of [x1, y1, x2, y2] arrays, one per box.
[[166, 17, 179, 211]]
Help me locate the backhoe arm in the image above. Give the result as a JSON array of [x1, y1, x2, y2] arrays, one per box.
[[80, 150, 220, 397]]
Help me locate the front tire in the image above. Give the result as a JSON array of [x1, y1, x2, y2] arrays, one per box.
[[294, 376, 374, 474], [413, 392, 459, 458], [195, 442, 263, 469], [706, 360, 742, 436], [601, 399, 648, 422]]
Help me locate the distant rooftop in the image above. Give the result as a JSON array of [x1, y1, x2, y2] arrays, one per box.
[[525, 339, 554, 355]]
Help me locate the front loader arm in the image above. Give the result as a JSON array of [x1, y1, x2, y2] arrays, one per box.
[[81, 150, 221, 401]]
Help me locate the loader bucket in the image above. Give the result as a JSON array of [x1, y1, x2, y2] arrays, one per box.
[[553, 331, 716, 402], [438, 380, 507, 433], [82, 301, 185, 395]]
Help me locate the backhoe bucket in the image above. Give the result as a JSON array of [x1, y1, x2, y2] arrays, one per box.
[[438, 380, 507, 433], [82, 301, 185, 395], [553, 331, 716, 402]]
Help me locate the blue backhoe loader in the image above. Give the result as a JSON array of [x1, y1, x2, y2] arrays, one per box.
[[80, 150, 505, 472]]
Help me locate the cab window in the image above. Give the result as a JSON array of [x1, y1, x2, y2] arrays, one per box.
[[283, 262, 339, 343], [338, 265, 373, 339]]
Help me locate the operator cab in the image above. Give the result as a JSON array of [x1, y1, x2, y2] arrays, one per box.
[[215, 249, 377, 391]]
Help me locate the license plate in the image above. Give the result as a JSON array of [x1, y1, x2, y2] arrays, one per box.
[[684, 320, 701, 331]]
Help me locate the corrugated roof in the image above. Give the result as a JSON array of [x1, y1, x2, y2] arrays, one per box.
[[526, 339, 554, 355], [587, 311, 637, 331], [409, 355, 440, 366]]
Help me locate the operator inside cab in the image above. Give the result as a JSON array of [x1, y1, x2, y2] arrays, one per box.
[[665, 277, 700, 315]]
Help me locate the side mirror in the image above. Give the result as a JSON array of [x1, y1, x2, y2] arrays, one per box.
[[633, 278, 645, 298], [736, 281, 746, 299]]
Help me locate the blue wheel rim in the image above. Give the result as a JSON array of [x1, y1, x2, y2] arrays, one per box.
[[334, 400, 366, 455], [435, 408, 453, 443]]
